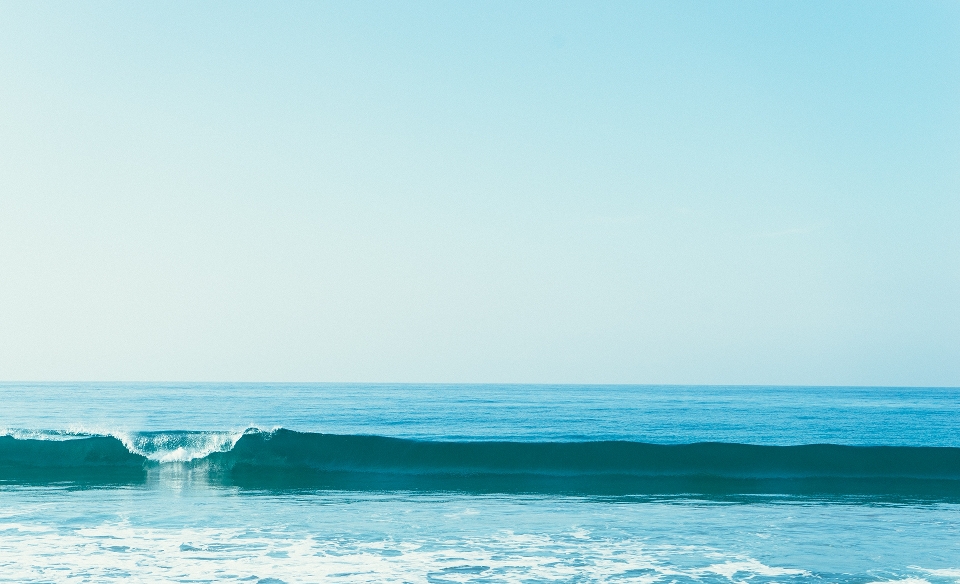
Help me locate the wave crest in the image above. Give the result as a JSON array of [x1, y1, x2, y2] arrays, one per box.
[[116, 430, 248, 463], [2, 429, 960, 497]]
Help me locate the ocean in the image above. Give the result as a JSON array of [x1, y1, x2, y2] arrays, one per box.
[[0, 383, 958, 583]]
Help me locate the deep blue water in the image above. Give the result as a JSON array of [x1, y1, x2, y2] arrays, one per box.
[[1, 383, 959, 582]]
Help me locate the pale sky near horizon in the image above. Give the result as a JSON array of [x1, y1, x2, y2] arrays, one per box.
[[1, 1, 958, 385]]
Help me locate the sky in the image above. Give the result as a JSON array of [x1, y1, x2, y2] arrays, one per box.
[[0, 1, 958, 385]]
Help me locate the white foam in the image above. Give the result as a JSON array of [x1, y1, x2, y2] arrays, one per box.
[[0, 428, 89, 441], [0, 425, 261, 463], [0, 520, 826, 583], [916, 567, 960, 579], [704, 559, 809, 579], [116, 430, 249, 463]]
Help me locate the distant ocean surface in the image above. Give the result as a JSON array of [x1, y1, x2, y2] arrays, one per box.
[[1, 383, 959, 583]]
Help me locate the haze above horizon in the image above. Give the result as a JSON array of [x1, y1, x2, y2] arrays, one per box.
[[1, 1, 958, 385]]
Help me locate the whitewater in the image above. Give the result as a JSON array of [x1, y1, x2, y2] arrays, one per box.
[[1, 383, 959, 583]]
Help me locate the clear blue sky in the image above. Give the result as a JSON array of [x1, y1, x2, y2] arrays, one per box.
[[1, 1, 957, 385]]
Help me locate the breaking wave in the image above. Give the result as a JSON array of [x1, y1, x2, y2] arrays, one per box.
[[2, 429, 959, 497]]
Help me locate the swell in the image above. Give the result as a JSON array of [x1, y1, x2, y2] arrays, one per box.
[[0, 435, 147, 484], [3, 429, 960, 498]]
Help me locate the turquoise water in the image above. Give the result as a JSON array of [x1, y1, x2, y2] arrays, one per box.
[[1, 383, 959, 582]]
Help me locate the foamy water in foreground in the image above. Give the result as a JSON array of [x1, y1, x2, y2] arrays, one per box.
[[2, 487, 957, 584]]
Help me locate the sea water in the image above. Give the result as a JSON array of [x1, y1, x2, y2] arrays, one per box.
[[1, 383, 958, 583]]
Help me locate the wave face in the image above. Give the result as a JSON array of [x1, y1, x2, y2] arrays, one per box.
[[3, 429, 960, 497], [0, 435, 147, 484]]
